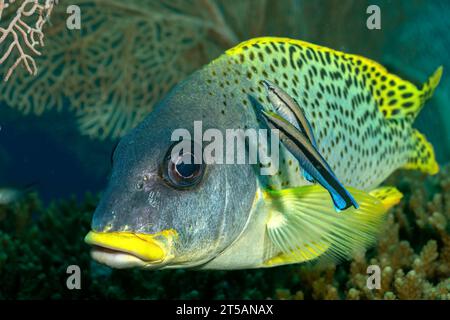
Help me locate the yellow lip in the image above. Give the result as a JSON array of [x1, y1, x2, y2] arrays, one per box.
[[84, 229, 177, 262]]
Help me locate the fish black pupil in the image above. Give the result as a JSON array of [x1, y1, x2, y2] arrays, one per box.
[[164, 148, 204, 189], [175, 156, 199, 178]]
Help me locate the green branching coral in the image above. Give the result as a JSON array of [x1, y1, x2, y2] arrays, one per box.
[[0, 1, 57, 81], [1, 0, 381, 140], [0, 166, 449, 299]]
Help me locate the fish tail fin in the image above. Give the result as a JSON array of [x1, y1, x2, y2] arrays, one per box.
[[263, 185, 392, 266], [404, 67, 442, 175], [370, 66, 441, 175], [403, 129, 439, 175], [419, 66, 443, 114], [377, 66, 443, 122]]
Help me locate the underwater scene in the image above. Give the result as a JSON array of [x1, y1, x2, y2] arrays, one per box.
[[0, 0, 449, 301]]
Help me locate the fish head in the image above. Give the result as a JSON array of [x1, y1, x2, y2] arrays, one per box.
[[85, 72, 258, 269]]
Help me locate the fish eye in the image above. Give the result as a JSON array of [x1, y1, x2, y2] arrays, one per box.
[[163, 143, 205, 189]]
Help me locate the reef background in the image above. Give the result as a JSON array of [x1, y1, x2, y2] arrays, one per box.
[[0, 0, 449, 299], [0, 167, 449, 299]]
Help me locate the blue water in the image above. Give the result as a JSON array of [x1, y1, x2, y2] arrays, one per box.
[[0, 107, 113, 202]]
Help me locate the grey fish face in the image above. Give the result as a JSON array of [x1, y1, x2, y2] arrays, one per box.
[[87, 71, 258, 269]]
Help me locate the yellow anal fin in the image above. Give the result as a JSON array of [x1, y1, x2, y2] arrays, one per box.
[[264, 242, 329, 267], [377, 66, 442, 121], [264, 185, 390, 264], [403, 129, 439, 175], [369, 186, 403, 210]]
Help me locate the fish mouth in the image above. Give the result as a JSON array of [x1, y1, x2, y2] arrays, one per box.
[[84, 229, 177, 269]]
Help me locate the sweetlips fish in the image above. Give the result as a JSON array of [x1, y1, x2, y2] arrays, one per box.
[[85, 37, 442, 270]]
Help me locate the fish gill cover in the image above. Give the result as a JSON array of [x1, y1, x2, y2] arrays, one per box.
[[0, 0, 449, 300]]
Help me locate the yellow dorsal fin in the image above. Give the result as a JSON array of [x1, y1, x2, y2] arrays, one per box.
[[403, 129, 439, 175], [225, 37, 442, 122]]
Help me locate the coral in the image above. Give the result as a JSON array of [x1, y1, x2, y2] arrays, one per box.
[[342, 166, 450, 300], [0, 164, 449, 299], [0, 0, 57, 81], [1, 0, 236, 140]]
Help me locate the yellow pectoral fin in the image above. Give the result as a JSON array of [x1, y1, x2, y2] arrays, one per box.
[[264, 185, 392, 263]]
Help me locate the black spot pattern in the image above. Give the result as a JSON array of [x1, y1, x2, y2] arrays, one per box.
[[203, 38, 433, 190]]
